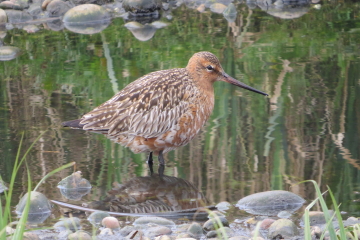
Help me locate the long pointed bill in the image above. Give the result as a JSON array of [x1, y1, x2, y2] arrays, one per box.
[[222, 73, 268, 96]]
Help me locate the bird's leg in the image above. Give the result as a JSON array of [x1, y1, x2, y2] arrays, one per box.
[[158, 151, 165, 177], [147, 152, 154, 175]]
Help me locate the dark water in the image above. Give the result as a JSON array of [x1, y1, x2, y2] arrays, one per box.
[[1, 0, 360, 222]]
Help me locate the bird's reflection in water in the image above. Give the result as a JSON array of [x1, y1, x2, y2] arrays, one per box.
[[105, 174, 207, 212], [87, 174, 214, 220]]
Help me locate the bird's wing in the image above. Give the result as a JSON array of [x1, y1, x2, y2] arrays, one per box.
[[80, 69, 195, 138]]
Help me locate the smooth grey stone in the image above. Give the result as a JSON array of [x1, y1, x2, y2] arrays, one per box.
[[68, 230, 92, 240], [203, 216, 229, 231], [123, 0, 161, 14], [119, 226, 137, 236], [63, 4, 111, 23], [236, 190, 305, 216], [5, 10, 32, 23], [187, 222, 203, 237], [133, 216, 175, 227], [53, 217, 81, 231], [267, 219, 299, 239], [46, 0, 70, 17], [144, 226, 171, 239]]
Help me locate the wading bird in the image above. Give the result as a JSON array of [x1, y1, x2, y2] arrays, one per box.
[[62, 52, 268, 175]]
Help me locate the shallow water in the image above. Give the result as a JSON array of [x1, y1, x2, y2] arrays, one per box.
[[1, 0, 360, 226]]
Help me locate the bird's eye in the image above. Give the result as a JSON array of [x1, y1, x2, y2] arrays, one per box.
[[206, 65, 214, 71]]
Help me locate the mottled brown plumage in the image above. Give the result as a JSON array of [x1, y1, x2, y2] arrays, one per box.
[[63, 52, 268, 172]]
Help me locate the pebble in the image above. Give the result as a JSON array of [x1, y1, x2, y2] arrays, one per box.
[[23, 232, 40, 240], [260, 218, 275, 229], [203, 216, 229, 231], [119, 225, 137, 236], [68, 230, 92, 240], [186, 222, 203, 237], [102, 216, 120, 229], [267, 219, 299, 239], [53, 217, 81, 231], [144, 226, 172, 239], [134, 216, 175, 227], [87, 211, 111, 226], [99, 228, 113, 235]]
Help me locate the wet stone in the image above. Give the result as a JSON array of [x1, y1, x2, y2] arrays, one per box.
[[133, 216, 175, 227], [87, 211, 110, 226], [215, 201, 232, 212], [15, 191, 52, 224], [223, 3, 236, 22], [267, 219, 299, 239], [5, 9, 32, 23], [206, 227, 235, 238], [260, 218, 275, 229], [176, 233, 194, 238], [53, 217, 81, 231], [144, 226, 172, 239], [68, 230, 92, 240], [46, 0, 70, 17], [123, 0, 161, 14], [155, 235, 172, 240], [0, 1, 22, 10], [228, 236, 249, 240], [236, 190, 305, 216], [63, 4, 110, 23], [102, 216, 120, 229], [203, 216, 229, 231], [209, 3, 226, 13], [23, 232, 40, 240], [303, 211, 334, 225], [119, 225, 137, 236], [99, 228, 113, 235], [57, 171, 91, 200], [187, 222, 203, 237]]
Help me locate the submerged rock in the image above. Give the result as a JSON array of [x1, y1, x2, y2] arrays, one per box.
[[133, 216, 175, 227], [223, 3, 236, 22], [15, 191, 52, 224], [87, 211, 110, 227], [57, 171, 91, 200], [54, 217, 81, 231], [203, 216, 229, 231], [236, 190, 305, 216]]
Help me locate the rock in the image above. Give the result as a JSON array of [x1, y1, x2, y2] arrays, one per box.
[[99, 228, 113, 235], [102, 216, 120, 229], [126, 230, 144, 240], [58, 229, 73, 238], [0, 1, 22, 10], [260, 218, 275, 229], [68, 230, 92, 240], [215, 201, 232, 212], [23, 232, 40, 240], [203, 216, 229, 231], [209, 3, 226, 13], [304, 211, 334, 225], [53, 217, 81, 231], [277, 210, 292, 218], [119, 225, 137, 236], [236, 190, 305, 216], [0, 46, 19, 61], [196, 4, 205, 12], [223, 3, 236, 22], [15, 191, 52, 224], [23, 24, 39, 33], [63, 4, 110, 23], [5, 226, 15, 235], [133, 216, 175, 227], [87, 211, 110, 226], [176, 233, 194, 238], [122, 0, 161, 14], [311, 226, 321, 239], [0, 10, 5, 25], [124, 22, 156, 41], [46, 0, 70, 17], [5, 10, 32, 23], [155, 235, 172, 240], [205, 227, 235, 238], [144, 226, 172, 239], [267, 219, 299, 239], [187, 222, 203, 237], [228, 236, 249, 240]]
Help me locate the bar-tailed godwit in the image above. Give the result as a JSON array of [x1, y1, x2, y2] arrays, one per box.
[[63, 52, 268, 174]]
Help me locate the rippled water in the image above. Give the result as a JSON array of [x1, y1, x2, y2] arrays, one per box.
[[1, 0, 360, 225]]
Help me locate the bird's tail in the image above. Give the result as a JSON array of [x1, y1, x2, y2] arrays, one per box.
[[62, 119, 85, 129]]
